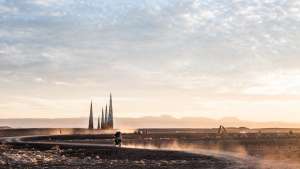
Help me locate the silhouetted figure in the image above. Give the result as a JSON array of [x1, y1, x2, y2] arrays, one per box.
[[114, 131, 122, 147]]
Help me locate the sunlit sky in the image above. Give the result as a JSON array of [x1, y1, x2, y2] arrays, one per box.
[[1, 0, 300, 122]]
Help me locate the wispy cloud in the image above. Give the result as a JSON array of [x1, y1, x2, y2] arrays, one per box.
[[0, 0, 300, 121], [30, 0, 65, 7]]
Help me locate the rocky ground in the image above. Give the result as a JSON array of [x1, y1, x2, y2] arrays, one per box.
[[0, 144, 254, 169]]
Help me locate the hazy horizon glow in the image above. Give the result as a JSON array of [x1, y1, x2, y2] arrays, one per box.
[[1, 0, 300, 122]]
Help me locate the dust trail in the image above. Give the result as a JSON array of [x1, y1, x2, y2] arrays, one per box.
[[123, 141, 300, 169]]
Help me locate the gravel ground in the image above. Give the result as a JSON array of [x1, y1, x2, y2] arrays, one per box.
[[0, 144, 254, 169]]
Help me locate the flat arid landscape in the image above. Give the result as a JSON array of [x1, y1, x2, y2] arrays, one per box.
[[2, 116, 300, 128], [1, 0, 300, 168], [1, 129, 300, 169]]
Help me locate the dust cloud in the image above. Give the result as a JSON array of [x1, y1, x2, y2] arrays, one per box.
[[124, 141, 300, 169]]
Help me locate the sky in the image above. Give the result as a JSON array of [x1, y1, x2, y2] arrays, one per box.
[[0, 0, 300, 122]]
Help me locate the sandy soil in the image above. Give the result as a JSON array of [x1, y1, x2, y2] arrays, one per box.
[[3, 132, 300, 169], [0, 144, 253, 169]]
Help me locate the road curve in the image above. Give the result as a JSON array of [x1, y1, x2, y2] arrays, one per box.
[[3, 134, 298, 169], [0, 135, 255, 168]]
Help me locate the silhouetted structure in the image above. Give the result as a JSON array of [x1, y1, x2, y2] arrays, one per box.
[[97, 113, 100, 129], [108, 93, 114, 128], [88, 101, 94, 129], [104, 104, 108, 128], [88, 94, 114, 130], [100, 108, 104, 129], [217, 125, 227, 135]]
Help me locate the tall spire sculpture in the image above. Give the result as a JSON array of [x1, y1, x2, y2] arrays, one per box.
[[88, 101, 94, 129], [104, 104, 108, 129], [101, 107, 104, 129], [97, 113, 100, 129], [108, 93, 114, 129]]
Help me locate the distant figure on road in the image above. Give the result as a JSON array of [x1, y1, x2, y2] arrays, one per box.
[[114, 131, 122, 147]]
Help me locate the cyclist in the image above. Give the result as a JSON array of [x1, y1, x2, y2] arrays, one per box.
[[114, 131, 122, 147]]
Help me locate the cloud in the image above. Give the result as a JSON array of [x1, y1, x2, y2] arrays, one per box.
[[53, 81, 73, 86], [0, 0, 300, 120], [0, 4, 18, 14], [30, 0, 65, 7], [34, 77, 45, 83], [243, 70, 300, 95], [1, 0, 299, 84]]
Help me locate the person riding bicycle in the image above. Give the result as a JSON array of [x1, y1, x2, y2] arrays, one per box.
[[114, 131, 122, 147]]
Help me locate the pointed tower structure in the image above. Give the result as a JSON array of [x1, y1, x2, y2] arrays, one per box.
[[101, 107, 104, 129], [104, 104, 108, 129], [97, 113, 100, 129], [108, 93, 114, 129], [88, 101, 94, 129]]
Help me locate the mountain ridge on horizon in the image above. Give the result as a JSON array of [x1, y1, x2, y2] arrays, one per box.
[[1, 115, 300, 129]]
